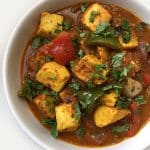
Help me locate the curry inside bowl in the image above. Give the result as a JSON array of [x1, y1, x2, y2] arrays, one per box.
[[3, 0, 150, 150]]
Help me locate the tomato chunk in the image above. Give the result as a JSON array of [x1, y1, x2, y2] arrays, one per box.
[[143, 73, 150, 84], [39, 32, 76, 65]]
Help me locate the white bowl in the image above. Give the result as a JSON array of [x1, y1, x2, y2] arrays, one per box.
[[3, 0, 150, 149]]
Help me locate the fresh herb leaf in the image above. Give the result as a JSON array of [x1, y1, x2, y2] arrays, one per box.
[[136, 22, 147, 30], [122, 31, 131, 43], [54, 29, 61, 34], [135, 95, 146, 105], [76, 126, 85, 137], [70, 61, 76, 68], [116, 97, 131, 109], [102, 84, 123, 91], [73, 102, 81, 120], [42, 119, 58, 138], [112, 52, 125, 68], [94, 64, 108, 72], [120, 20, 130, 31], [31, 36, 49, 49], [68, 82, 81, 96], [45, 55, 53, 62], [89, 11, 100, 23], [62, 22, 71, 31], [72, 38, 79, 48], [112, 124, 130, 134], [77, 49, 85, 58], [87, 79, 96, 89], [18, 75, 44, 100], [81, 2, 89, 13]]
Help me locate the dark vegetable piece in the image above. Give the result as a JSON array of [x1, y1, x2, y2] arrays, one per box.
[[112, 124, 130, 134], [42, 118, 58, 138], [78, 88, 103, 113], [86, 36, 121, 50], [76, 126, 85, 137], [18, 75, 44, 100]]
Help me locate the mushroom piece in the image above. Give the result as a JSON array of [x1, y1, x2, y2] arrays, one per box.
[[123, 78, 142, 98]]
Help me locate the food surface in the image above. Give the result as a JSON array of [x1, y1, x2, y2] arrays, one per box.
[[18, 2, 150, 147]]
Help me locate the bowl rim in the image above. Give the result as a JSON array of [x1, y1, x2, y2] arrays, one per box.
[[2, 0, 150, 149]]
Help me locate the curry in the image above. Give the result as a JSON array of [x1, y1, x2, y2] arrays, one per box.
[[18, 2, 150, 147]]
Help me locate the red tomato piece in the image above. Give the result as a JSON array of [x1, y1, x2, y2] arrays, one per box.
[[39, 32, 76, 66], [126, 123, 139, 137], [143, 73, 150, 84], [128, 102, 138, 112]]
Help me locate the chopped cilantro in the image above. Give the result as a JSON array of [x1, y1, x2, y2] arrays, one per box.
[[72, 38, 79, 48], [122, 31, 131, 43], [18, 75, 44, 100], [89, 11, 100, 23], [135, 95, 146, 105], [45, 55, 53, 62], [42, 119, 58, 138], [112, 124, 130, 134], [112, 52, 125, 68], [62, 21, 71, 31], [120, 19, 130, 31], [80, 2, 89, 13], [68, 82, 81, 95], [76, 126, 85, 137], [116, 97, 131, 109], [94, 64, 108, 72], [77, 49, 85, 58], [73, 102, 81, 120], [136, 22, 147, 30]]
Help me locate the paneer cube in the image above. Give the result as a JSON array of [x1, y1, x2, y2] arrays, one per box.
[[97, 46, 109, 63], [119, 32, 138, 49], [94, 105, 131, 127], [72, 55, 108, 85], [55, 103, 80, 132], [36, 62, 70, 92], [81, 3, 112, 31], [37, 12, 63, 36], [102, 91, 118, 107], [33, 94, 55, 119]]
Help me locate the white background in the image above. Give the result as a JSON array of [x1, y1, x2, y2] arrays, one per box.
[[0, 0, 150, 150]]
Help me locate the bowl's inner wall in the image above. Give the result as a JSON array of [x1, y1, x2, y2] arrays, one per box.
[[3, 0, 150, 150]]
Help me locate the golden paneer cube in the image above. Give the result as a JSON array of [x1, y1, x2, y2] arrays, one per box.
[[33, 94, 55, 119], [73, 55, 108, 85], [81, 3, 112, 31], [36, 62, 70, 92], [97, 46, 109, 63], [119, 32, 138, 49], [37, 12, 63, 36], [94, 105, 131, 128], [55, 103, 80, 132], [102, 91, 118, 107]]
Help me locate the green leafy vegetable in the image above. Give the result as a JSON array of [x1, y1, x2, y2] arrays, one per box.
[[116, 97, 131, 109], [112, 124, 130, 134], [94, 64, 108, 72], [135, 95, 146, 105], [42, 119, 58, 138], [89, 11, 100, 23], [122, 31, 131, 43], [76, 126, 85, 137], [31, 36, 49, 49], [80, 2, 89, 13], [87, 79, 96, 89], [18, 75, 44, 100], [78, 88, 103, 113], [73, 102, 81, 120], [120, 20, 130, 31], [112, 52, 125, 68], [62, 22, 71, 31], [68, 82, 81, 96], [77, 49, 85, 58]]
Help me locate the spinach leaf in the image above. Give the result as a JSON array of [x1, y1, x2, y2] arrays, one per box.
[[42, 119, 58, 138], [112, 124, 130, 134], [76, 126, 85, 137], [112, 52, 125, 68], [73, 102, 81, 120], [135, 95, 146, 105], [18, 75, 44, 100]]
